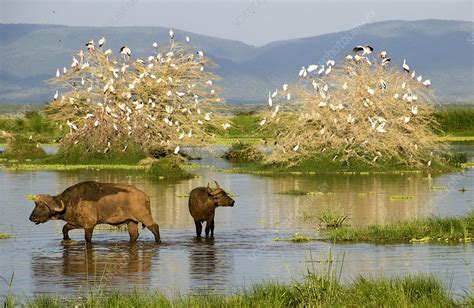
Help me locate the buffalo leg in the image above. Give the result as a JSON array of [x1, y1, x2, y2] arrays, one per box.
[[84, 227, 94, 244], [62, 223, 76, 241], [205, 220, 211, 238], [127, 222, 139, 243], [210, 219, 215, 238], [194, 220, 202, 237], [147, 224, 161, 244]]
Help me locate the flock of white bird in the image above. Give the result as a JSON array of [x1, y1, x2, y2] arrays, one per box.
[[53, 30, 228, 154], [261, 45, 435, 166]]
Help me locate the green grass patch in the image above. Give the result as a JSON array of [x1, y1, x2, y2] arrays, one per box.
[[1, 135, 47, 159], [146, 156, 193, 179], [222, 142, 263, 162], [434, 107, 474, 136], [319, 205, 349, 229], [273, 232, 316, 242], [7, 273, 470, 307], [0, 111, 61, 143], [323, 211, 474, 244], [389, 195, 415, 201]]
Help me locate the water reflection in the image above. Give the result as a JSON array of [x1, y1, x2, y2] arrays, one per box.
[[31, 242, 157, 293]]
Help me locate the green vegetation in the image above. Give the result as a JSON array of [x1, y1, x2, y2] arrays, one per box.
[[323, 211, 474, 243], [146, 157, 193, 179], [277, 189, 309, 196], [4, 273, 470, 307], [222, 142, 263, 162], [0, 233, 12, 239], [1, 135, 47, 159], [319, 205, 349, 229], [0, 111, 60, 143], [273, 232, 316, 242], [434, 107, 474, 136]]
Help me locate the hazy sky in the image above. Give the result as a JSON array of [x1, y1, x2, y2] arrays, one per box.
[[1, 0, 472, 45]]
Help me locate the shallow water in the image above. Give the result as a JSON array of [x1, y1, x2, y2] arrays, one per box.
[[0, 144, 473, 298]]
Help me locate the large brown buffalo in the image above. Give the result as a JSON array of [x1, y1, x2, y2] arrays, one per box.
[[29, 181, 161, 244], [188, 181, 235, 238]]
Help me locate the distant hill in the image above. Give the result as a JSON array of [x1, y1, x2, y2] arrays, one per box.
[[0, 19, 473, 104]]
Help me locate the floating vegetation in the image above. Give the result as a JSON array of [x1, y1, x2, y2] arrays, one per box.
[[0, 233, 12, 240], [390, 195, 415, 201], [25, 194, 36, 201], [278, 189, 334, 196], [430, 186, 448, 191], [273, 232, 315, 243], [2, 164, 146, 171], [324, 211, 474, 244]]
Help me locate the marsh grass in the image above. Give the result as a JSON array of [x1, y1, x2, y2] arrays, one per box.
[[434, 107, 474, 136], [12, 273, 470, 307], [319, 205, 349, 229], [324, 211, 474, 243], [1, 135, 47, 159], [222, 142, 263, 162], [146, 156, 193, 179], [273, 232, 316, 242]]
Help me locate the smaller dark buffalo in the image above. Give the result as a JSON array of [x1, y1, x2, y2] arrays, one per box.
[[188, 181, 235, 238], [29, 181, 161, 244]]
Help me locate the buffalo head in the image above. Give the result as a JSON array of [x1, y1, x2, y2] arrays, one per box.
[[29, 195, 65, 224], [207, 181, 235, 207]]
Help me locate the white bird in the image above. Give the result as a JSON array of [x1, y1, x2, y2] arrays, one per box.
[[342, 82, 348, 90], [323, 84, 328, 92], [394, 93, 400, 99], [222, 123, 231, 130], [353, 45, 373, 55], [427, 160, 432, 167], [85, 40, 95, 51], [282, 83, 289, 91], [411, 70, 416, 79], [293, 143, 300, 152], [381, 57, 391, 67], [325, 66, 332, 75], [174, 146, 180, 154], [318, 66, 325, 75], [271, 105, 280, 118], [287, 93, 291, 100], [94, 120, 99, 127], [379, 51, 387, 59], [402, 116, 410, 123], [152, 42, 158, 48], [417, 75, 423, 82], [368, 116, 377, 128], [307, 64, 318, 73], [423, 79, 431, 86], [99, 36, 106, 48], [318, 101, 327, 107], [345, 55, 353, 60], [259, 118, 267, 126], [197, 51, 204, 58], [268, 92, 273, 106], [53, 91, 58, 100], [63, 67, 67, 74], [104, 48, 112, 56], [347, 114, 355, 124], [380, 80, 387, 90], [376, 122, 386, 133], [402, 82, 406, 90], [402, 59, 410, 73], [271, 89, 278, 98], [298, 66, 307, 77], [186, 36, 190, 43], [367, 87, 375, 95], [411, 106, 418, 115], [169, 29, 175, 41], [327, 59, 335, 66], [120, 46, 131, 57], [188, 129, 193, 137], [55, 68, 60, 77]]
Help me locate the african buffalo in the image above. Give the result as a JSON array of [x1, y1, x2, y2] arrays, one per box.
[[188, 181, 235, 237], [29, 181, 161, 244]]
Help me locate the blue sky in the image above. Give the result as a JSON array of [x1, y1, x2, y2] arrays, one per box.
[[1, 0, 472, 45]]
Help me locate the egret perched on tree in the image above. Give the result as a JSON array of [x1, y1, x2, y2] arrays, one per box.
[[120, 46, 131, 60], [99, 36, 106, 48], [169, 29, 175, 43], [402, 59, 410, 73], [85, 40, 95, 52], [353, 45, 373, 55]]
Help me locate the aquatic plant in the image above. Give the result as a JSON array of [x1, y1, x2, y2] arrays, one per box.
[[261, 50, 446, 169], [10, 273, 471, 307], [324, 211, 474, 243], [273, 232, 315, 242], [0, 233, 12, 239], [319, 205, 349, 229], [222, 142, 263, 162]]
